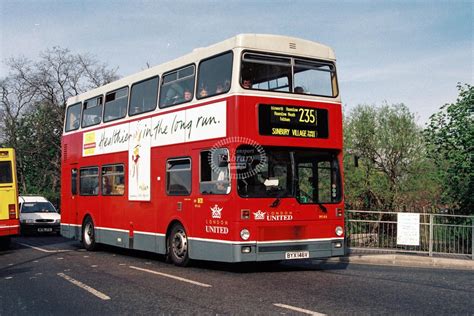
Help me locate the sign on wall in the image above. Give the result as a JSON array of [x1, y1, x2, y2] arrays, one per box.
[[397, 213, 420, 246]]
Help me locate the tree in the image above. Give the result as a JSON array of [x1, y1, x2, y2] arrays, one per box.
[[424, 84, 473, 214], [344, 103, 440, 212], [0, 47, 118, 203]]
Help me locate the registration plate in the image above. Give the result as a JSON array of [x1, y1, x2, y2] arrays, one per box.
[[285, 251, 310, 260], [38, 228, 52, 232]]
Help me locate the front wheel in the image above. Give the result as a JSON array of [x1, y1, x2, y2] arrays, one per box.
[[82, 217, 97, 251], [167, 223, 190, 267]]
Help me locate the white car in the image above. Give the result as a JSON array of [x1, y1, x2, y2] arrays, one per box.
[[19, 196, 60, 234]]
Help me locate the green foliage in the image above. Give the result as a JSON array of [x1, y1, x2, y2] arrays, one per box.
[[0, 47, 118, 203], [15, 103, 62, 205], [344, 103, 440, 211], [424, 84, 473, 214]]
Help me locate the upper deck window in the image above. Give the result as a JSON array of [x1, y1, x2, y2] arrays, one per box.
[[241, 53, 291, 92], [197, 51, 233, 99], [82, 95, 103, 128], [104, 87, 128, 123], [241, 52, 338, 97], [65, 102, 81, 132], [159, 65, 195, 108], [129, 76, 159, 116], [294, 59, 337, 97]]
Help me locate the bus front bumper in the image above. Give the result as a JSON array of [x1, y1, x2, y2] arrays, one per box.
[[189, 238, 345, 263]]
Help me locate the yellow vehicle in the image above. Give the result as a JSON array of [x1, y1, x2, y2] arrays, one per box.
[[0, 148, 19, 248]]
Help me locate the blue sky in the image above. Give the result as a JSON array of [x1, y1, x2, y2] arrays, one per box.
[[1, 0, 472, 125]]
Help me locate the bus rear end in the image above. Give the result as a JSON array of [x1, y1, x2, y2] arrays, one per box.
[[0, 148, 20, 247]]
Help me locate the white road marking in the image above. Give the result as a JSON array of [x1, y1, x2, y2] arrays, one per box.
[[57, 273, 110, 300], [129, 266, 212, 288], [5, 277, 12, 280], [273, 303, 326, 316], [18, 243, 70, 253]]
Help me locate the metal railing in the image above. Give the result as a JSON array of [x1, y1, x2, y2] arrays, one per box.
[[345, 210, 473, 259]]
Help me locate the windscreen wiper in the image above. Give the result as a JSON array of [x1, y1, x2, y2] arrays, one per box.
[[317, 203, 327, 212], [270, 198, 280, 208]]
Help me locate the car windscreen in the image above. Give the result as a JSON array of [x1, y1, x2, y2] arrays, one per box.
[[21, 202, 57, 213]]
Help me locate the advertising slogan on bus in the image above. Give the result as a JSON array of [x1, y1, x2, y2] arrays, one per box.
[[258, 104, 329, 138], [82, 102, 226, 201], [82, 101, 226, 157]]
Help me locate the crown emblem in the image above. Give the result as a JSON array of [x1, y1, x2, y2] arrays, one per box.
[[211, 204, 223, 219], [253, 210, 266, 220]]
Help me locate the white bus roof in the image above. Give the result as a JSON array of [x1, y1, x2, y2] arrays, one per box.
[[66, 34, 336, 105]]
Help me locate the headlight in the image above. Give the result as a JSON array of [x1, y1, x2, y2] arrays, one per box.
[[240, 229, 250, 240], [22, 219, 34, 224], [55, 219, 61, 224], [335, 226, 344, 237]]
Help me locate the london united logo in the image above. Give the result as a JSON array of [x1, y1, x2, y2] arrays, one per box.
[[253, 210, 266, 220], [211, 204, 223, 219]]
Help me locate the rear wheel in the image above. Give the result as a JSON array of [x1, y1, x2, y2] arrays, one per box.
[[82, 217, 97, 251], [167, 223, 190, 266]]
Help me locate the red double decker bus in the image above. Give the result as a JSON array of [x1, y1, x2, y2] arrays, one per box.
[[61, 34, 344, 266]]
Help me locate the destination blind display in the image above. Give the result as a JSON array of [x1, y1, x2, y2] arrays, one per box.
[[258, 104, 329, 138]]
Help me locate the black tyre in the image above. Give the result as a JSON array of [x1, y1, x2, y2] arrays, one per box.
[[167, 223, 190, 267], [82, 216, 97, 251]]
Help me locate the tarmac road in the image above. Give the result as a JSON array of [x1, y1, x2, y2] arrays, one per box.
[[1, 235, 473, 315]]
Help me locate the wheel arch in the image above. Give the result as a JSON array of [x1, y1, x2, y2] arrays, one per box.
[[166, 219, 186, 242]]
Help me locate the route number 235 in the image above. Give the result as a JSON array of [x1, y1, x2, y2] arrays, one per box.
[[298, 108, 316, 124]]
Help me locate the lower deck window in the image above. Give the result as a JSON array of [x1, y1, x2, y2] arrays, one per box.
[[80, 167, 99, 195], [102, 164, 125, 195], [166, 158, 191, 195], [200, 149, 230, 194]]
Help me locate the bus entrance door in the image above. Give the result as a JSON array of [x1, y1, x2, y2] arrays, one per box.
[[70, 167, 79, 237]]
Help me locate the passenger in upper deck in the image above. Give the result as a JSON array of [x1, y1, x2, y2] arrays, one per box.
[[242, 79, 252, 89], [215, 84, 223, 94], [199, 86, 208, 98], [294, 86, 305, 93], [184, 89, 192, 101], [224, 79, 230, 91]]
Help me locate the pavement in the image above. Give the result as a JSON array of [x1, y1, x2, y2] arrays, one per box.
[[317, 252, 474, 270]]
